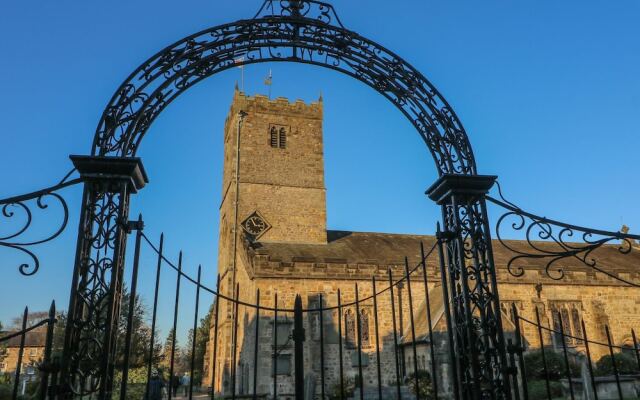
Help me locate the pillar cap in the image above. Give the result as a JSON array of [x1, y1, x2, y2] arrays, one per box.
[[426, 174, 497, 205], [70, 155, 148, 192]]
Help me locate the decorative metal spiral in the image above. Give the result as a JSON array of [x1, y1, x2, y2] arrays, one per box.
[[0, 172, 80, 275], [488, 183, 640, 286]]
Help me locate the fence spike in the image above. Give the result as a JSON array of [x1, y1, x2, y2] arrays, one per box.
[[372, 276, 383, 400], [231, 283, 240, 400], [581, 319, 599, 400], [337, 289, 345, 400], [145, 233, 163, 400], [12, 307, 28, 400], [388, 268, 402, 400], [188, 265, 202, 400], [211, 274, 220, 400], [252, 288, 260, 400], [605, 325, 623, 400], [168, 251, 182, 400], [319, 293, 325, 400]]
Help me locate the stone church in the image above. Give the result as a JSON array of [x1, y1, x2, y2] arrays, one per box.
[[203, 89, 640, 399]]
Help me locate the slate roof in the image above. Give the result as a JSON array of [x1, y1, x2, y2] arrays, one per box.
[[252, 230, 436, 265], [1, 328, 47, 348], [252, 230, 640, 272]]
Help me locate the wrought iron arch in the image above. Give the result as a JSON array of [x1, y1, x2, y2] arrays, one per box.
[[63, 1, 510, 400], [92, 1, 476, 175]]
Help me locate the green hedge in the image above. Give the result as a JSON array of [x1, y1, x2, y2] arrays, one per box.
[[524, 348, 580, 379], [527, 380, 563, 400], [594, 353, 639, 376], [408, 370, 434, 399]]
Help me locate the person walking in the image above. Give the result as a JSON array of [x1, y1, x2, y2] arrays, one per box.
[[147, 370, 165, 400], [180, 372, 191, 397], [171, 374, 180, 397]]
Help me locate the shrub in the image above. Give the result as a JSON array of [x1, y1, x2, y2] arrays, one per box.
[[327, 376, 354, 400], [407, 370, 434, 399], [0, 384, 11, 400], [527, 380, 563, 400], [524, 348, 580, 379], [0, 381, 38, 400], [595, 353, 639, 376]]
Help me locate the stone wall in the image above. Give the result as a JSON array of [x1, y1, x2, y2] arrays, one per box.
[[208, 267, 640, 398]]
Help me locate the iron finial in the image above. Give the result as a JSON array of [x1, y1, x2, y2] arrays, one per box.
[[289, 0, 303, 17]]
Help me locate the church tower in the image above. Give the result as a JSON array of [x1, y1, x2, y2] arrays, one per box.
[[218, 89, 326, 265], [211, 90, 327, 392]]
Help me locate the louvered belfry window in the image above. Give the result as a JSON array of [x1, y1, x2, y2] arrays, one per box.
[[269, 124, 288, 149], [279, 127, 287, 148], [270, 126, 278, 148]]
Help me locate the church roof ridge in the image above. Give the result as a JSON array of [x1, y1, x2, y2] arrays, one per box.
[[327, 229, 435, 240], [249, 228, 640, 275]]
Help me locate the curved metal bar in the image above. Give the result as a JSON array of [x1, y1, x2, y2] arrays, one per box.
[[0, 317, 55, 343], [518, 314, 628, 351], [487, 185, 640, 286], [0, 173, 81, 276], [140, 231, 438, 312], [0, 176, 81, 205], [488, 188, 640, 240], [91, 6, 476, 176]]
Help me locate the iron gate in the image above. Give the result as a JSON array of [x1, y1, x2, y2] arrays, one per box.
[[1, 1, 640, 400]]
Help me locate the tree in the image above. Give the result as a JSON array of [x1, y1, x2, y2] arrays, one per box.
[[115, 289, 156, 370], [595, 353, 639, 376], [524, 348, 580, 379], [10, 311, 49, 329], [0, 320, 6, 372], [161, 328, 177, 371], [408, 370, 434, 399], [191, 304, 214, 385]]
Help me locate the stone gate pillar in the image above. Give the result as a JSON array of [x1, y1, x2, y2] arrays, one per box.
[[59, 155, 147, 399], [427, 174, 511, 400]]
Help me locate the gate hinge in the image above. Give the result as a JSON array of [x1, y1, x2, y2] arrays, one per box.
[[506, 343, 524, 354], [436, 229, 457, 242], [292, 328, 305, 342], [505, 366, 518, 376], [121, 218, 144, 233]]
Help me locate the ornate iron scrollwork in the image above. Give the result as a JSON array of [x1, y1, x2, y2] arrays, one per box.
[[0, 170, 81, 275], [254, 0, 344, 27], [430, 174, 511, 400], [487, 183, 640, 285], [92, 0, 476, 176]]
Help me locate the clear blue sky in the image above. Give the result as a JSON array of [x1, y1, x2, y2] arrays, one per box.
[[1, 1, 639, 344]]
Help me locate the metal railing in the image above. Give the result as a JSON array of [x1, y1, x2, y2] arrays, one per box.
[[3, 173, 640, 400], [0, 302, 57, 400], [138, 230, 442, 400], [505, 303, 640, 400]]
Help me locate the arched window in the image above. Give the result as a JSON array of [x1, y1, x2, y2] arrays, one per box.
[[560, 308, 572, 337], [345, 309, 356, 347], [270, 126, 278, 147], [551, 308, 563, 347], [360, 309, 370, 347], [571, 306, 582, 340], [279, 127, 287, 148]]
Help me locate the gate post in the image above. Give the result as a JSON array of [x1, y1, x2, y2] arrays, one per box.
[[59, 155, 147, 399], [293, 295, 305, 400], [427, 174, 511, 400]]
